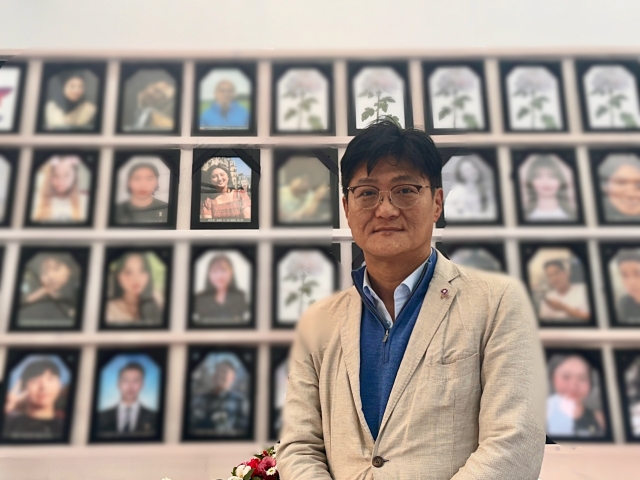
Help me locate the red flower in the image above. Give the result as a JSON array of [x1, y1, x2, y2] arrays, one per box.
[[244, 458, 260, 470]]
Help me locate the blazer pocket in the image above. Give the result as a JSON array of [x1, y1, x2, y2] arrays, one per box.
[[426, 353, 480, 381]]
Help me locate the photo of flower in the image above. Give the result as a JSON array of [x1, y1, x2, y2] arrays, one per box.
[[428, 66, 485, 130], [353, 66, 405, 129], [583, 65, 640, 129], [276, 68, 329, 132]]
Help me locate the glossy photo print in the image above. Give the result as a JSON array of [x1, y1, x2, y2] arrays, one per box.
[[513, 150, 583, 225], [272, 63, 333, 135], [0, 349, 79, 444], [10, 247, 89, 331], [194, 63, 256, 135], [521, 243, 595, 327], [117, 63, 182, 134], [437, 242, 506, 273], [191, 149, 259, 229], [0, 62, 26, 133], [601, 244, 640, 326], [422, 61, 489, 134], [109, 150, 179, 228], [500, 62, 567, 132], [269, 346, 290, 441], [545, 349, 612, 442], [37, 62, 105, 133], [0, 149, 18, 227], [100, 247, 171, 330], [590, 149, 640, 224], [183, 346, 256, 441], [90, 348, 167, 443], [577, 60, 640, 131], [614, 349, 640, 442], [189, 246, 255, 329], [25, 150, 97, 228]]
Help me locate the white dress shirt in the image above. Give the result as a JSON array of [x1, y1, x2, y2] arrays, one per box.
[[117, 401, 140, 432]]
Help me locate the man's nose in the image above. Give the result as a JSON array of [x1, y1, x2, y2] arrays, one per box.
[[375, 192, 400, 217]]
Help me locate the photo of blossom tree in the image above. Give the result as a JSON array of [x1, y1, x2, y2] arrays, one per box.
[[353, 66, 405, 129], [505, 66, 563, 131], [276, 68, 328, 132], [428, 66, 485, 130]]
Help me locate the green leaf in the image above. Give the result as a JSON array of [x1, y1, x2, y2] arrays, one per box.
[[438, 106, 452, 120], [462, 113, 479, 129], [452, 94, 471, 108], [379, 101, 388, 112], [516, 106, 530, 119], [540, 114, 558, 130], [283, 273, 298, 281], [361, 107, 375, 121], [434, 89, 449, 97], [531, 96, 549, 110], [285, 292, 298, 306], [357, 91, 369, 98], [512, 89, 527, 97], [590, 88, 606, 96], [282, 91, 297, 99], [305, 280, 319, 288], [243, 470, 255, 480], [595, 105, 609, 118], [382, 96, 395, 103], [284, 108, 298, 120], [610, 93, 628, 109], [308, 115, 324, 130], [299, 97, 318, 111], [620, 112, 638, 128], [367, 92, 374, 99]]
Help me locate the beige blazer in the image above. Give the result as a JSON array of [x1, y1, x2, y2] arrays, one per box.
[[278, 250, 546, 480]]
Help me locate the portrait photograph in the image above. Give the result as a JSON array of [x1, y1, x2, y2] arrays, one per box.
[[269, 346, 290, 441], [512, 149, 583, 225], [422, 61, 489, 134], [0, 348, 79, 444], [272, 63, 334, 135], [193, 63, 256, 136], [36, 62, 105, 134], [545, 348, 612, 442], [188, 246, 255, 329], [500, 61, 567, 132], [0, 62, 27, 133], [436, 242, 506, 273], [439, 148, 501, 226], [182, 346, 256, 441], [576, 60, 640, 131], [191, 149, 259, 230], [273, 246, 338, 328], [90, 348, 167, 443], [25, 149, 98, 228], [109, 150, 179, 229], [614, 349, 640, 441], [600, 243, 640, 326], [9, 247, 89, 331], [274, 149, 339, 228], [117, 62, 182, 135], [590, 149, 640, 225], [521, 243, 595, 327], [99, 247, 172, 330], [0, 149, 18, 227], [348, 61, 413, 135]]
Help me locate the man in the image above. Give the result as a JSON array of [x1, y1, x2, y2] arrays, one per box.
[[97, 362, 157, 437], [278, 172, 330, 223], [279, 120, 547, 480], [200, 80, 249, 129], [615, 249, 640, 324], [539, 259, 590, 321]]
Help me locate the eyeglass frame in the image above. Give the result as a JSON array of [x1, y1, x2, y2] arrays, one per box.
[[345, 183, 439, 209]]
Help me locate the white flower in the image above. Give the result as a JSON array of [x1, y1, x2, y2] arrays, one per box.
[[513, 67, 555, 93], [285, 251, 324, 278], [234, 465, 252, 478], [360, 68, 400, 93], [267, 466, 278, 475], [436, 67, 476, 92], [284, 69, 324, 95], [589, 66, 631, 92], [228, 477, 243, 480]]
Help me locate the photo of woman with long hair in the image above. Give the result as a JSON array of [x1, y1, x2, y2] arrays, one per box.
[[443, 154, 497, 222], [199, 161, 251, 222], [113, 159, 170, 225], [43, 70, 98, 131]]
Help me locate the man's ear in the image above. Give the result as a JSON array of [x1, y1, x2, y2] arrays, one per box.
[[342, 195, 349, 221], [433, 188, 444, 222]]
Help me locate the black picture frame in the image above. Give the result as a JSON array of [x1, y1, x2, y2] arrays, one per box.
[[9, 246, 90, 332], [187, 244, 257, 330], [599, 242, 640, 328], [269, 345, 290, 441], [614, 349, 640, 442], [24, 148, 99, 228], [35, 61, 106, 134], [272, 148, 339, 228], [270, 62, 335, 136], [115, 61, 183, 136], [544, 347, 613, 443], [0, 148, 19, 227], [422, 59, 490, 135], [436, 241, 507, 273], [511, 148, 585, 226], [182, 344, 257, 442], [437, 146, 503, 228], [520, 242, 597, 328], [347, 60, 414, 136], [0, 347, 80, 445], [89, 346, 167, 443], [352, 242, 365, 271], [499, 60, 569, 133], [0, 61, 28, 135], [98, 246, 173, 331], [192, 62, 257, 137], [108, 149, 180, 229], [190, 148, 260, 230]]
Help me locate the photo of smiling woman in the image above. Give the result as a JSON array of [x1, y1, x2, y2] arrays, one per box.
[[442, 154, 497, 222], [42, 69, 99, 131], [596, 153, 640, 223], [199, 157, 252, 222]]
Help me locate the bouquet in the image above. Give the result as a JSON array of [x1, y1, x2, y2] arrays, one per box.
[[228, 445, 279, 480]]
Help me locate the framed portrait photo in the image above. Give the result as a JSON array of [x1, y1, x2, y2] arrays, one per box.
[[108, 150, 179, 229], [614, 349, 640, 442], [576, 59, 640, 132], [347, 61, 413, 136], [436, 242, 506, 273], [545, 348, 612, 443], [269, 345, 290, 441], [89, 347, 167, 443], [273, 149, 339, 228], [273, 245, 339, 328], [116, 62, 182, 135], [9, 246, 89, 331], [24, 149, 98, 228], [600, 242, 640, 327], [0, 348, 80, 444], [188, 245, 256, 329], [520, 242, 596, 327], [499, 61, 568, 133], [271, 62, 334, 135], [191, 148, 259, 229], [0, 61, 27, 134], [193, 62, 257, 136], [182, 345, 256, 441], [589, 148, 640, 225], [438, 147, 502, 227], [36, 62, 106, 134], [511, 149, 584, 226], [0, 148, 18, 227], [422, 60, 490, 134]]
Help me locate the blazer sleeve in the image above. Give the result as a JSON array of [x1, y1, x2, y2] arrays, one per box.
[[451, 279, 546, 480]]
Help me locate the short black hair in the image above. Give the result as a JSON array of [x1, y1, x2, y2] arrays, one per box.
[[340, 120, 442, 197], [544, 259, 566, 272], [21, 358, 61, 385], [118, 362, 145, 379], [616, 249, 640, 265]]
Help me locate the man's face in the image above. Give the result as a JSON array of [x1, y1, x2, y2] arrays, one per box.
[[342, 158, 442, 260], [213, 365, 236, 392], [25, 369, 62, 411], [118, 369, 144, 404], [545, 264, 570, 291], [619, 260, 640, 303], [214, 80, 235, 109], [606, 164, 640, 216]]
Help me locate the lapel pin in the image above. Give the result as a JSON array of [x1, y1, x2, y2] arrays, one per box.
[[440, 288, 449, 299]]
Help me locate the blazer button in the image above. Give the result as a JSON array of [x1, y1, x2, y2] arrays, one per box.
[[372, 456, 385, 468]]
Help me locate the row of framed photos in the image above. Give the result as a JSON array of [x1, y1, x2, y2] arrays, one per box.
[[2, 145, 640, 229], [2, 345, 640, 445], [2, 58, 640, 136]]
